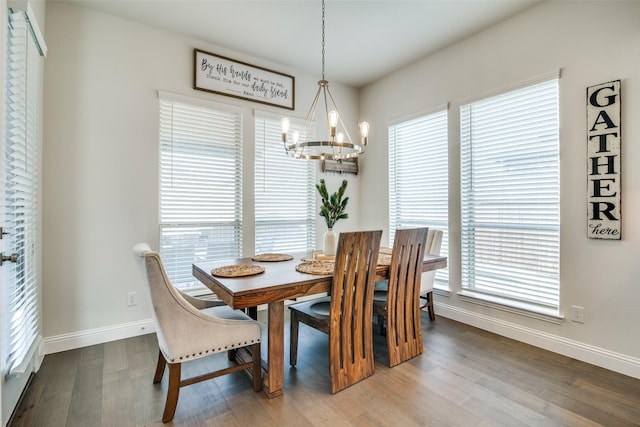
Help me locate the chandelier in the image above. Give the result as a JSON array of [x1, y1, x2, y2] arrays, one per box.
[[281, 0, 369, 160]]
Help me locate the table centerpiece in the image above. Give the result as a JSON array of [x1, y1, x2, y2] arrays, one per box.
[[316, 178, 349, 256]]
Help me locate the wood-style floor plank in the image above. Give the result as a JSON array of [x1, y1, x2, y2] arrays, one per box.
[[66, 343, 105, 426], [9, 314, 640, 426]]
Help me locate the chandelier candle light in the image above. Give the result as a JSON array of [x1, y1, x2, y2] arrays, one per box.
[[281, 0, 369, 160]]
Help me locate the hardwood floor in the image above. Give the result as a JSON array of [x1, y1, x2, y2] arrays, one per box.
[[9, 312, 640, 426]]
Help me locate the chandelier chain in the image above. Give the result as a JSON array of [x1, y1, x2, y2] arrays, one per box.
[[321, 0, 325, 81], [280, 0, 368, 160]]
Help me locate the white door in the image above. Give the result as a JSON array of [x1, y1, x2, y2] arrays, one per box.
[[1, 5, 45, 423]]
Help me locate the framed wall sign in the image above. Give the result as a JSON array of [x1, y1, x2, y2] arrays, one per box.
[[586, 79, 621, 240], [194, 48, 295, 110]]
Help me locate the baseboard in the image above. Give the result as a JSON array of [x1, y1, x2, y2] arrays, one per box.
[[43, 305, 640, 380], [436, 302, 640, 380], [43, 318, 155, 355]]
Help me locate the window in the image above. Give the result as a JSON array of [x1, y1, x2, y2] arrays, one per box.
[[460, 76, 560, 312], [158, 93, 243, 289], [3, 4, 45, 379], [389, 109, 449, 288], [255, 113, 316, 253]]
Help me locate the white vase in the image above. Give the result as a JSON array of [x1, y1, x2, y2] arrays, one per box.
[[323, 228, 337, 256]]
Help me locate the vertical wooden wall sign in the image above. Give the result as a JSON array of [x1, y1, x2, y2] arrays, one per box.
[[587, 80, 621, 239]]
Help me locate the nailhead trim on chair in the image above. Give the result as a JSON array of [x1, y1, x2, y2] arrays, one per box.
[[163, 338, 261, 363]]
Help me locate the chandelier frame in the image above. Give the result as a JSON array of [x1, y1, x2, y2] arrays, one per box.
[[281, 0, 368, 161]]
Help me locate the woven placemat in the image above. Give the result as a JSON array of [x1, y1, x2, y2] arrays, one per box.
[[300, 252, 391, 267], [251, 253, 293, 262], [300, 254, 335, 263], [211, 264, 265, 278], [295, 261, 335, 275], [377, 253, 392, 266]]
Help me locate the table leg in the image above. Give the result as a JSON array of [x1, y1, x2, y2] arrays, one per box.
[[263, 300, 284, 398]]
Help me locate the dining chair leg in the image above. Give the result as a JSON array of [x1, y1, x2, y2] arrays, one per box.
[[426, 291, 436, 321], [162, 362, 181, 423], [377, 314, 386, 336], [153, 349, 166, 383], [252, 343, 262, 392], [290, 312, 299, 366], [420, 291, 436, 321], [246, 306, 258, 320]]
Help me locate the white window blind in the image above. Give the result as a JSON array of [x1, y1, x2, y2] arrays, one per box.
[[255, 113, 316, 253], [389, 110, 449, 287], [159, 95, 243, 289], [4, 8, 44, 375], [460, 77, 560, 310]]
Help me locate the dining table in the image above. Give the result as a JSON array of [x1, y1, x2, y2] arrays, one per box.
[[192, 250, 447, 398]]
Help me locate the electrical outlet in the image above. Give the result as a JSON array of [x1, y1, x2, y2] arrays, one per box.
[[127, 291, 138, 307], [571, 305, 584, 323]]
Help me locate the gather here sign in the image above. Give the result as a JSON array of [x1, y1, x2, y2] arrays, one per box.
[[586, 80, 621, 240]]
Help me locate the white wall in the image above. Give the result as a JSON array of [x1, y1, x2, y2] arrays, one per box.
[[360, 1, 640, 378], [42, 0, 640, 379], [41, 2, 361, 348]]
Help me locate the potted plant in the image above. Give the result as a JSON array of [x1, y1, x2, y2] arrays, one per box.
[[316, 179, 349, 256]]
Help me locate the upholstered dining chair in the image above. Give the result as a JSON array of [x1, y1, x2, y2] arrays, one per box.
[[134, 244, 226, 311], [419, 229, 443, 320], [372, 228, 428, 367], [132, 243, 262, 423], [375, 228, 443, 323], [288, 230, 382, 393]]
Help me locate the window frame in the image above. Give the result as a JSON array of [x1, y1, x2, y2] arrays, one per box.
[[459, 72, 561, 320], [254, 111, 316, 255], [157, 91, 244, 290], [2, 1, 46, 388], [388, 106, 449, 289]]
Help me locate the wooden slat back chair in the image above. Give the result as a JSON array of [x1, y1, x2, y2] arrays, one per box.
[[373, 228, 428, 367], [289, 230, 382, 393], [420, 229, 443, 320], [132, 243, 262, 423]]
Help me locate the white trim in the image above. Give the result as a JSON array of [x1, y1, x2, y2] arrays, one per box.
[[41, 303, 640, 380], [457, 290, 564, 324], [7, 0, 47, 56], [7, 336, 42, 377], [43, 319, 155, 355], [40, 306, 279, 355], [388, 103, 449, 127], [436, 302, 640, 380], [458, 69, 561, 106], [254, 108, 309, 130], [157, 90, 247, 114], [433, 287, 451, 297], [4, 336, 43, 380]]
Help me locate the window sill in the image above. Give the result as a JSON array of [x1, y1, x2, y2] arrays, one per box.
[[433, 287, 451, 298], [457, 290, 564, 324]]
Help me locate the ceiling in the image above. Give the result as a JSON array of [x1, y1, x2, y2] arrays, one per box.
[[65, 0, 543, 88]]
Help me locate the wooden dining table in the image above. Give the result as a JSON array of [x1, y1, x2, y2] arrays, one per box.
[[192, 251, 447, 398]]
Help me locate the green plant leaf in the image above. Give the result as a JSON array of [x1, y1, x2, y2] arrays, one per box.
[[316, 179, 349, 229]]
